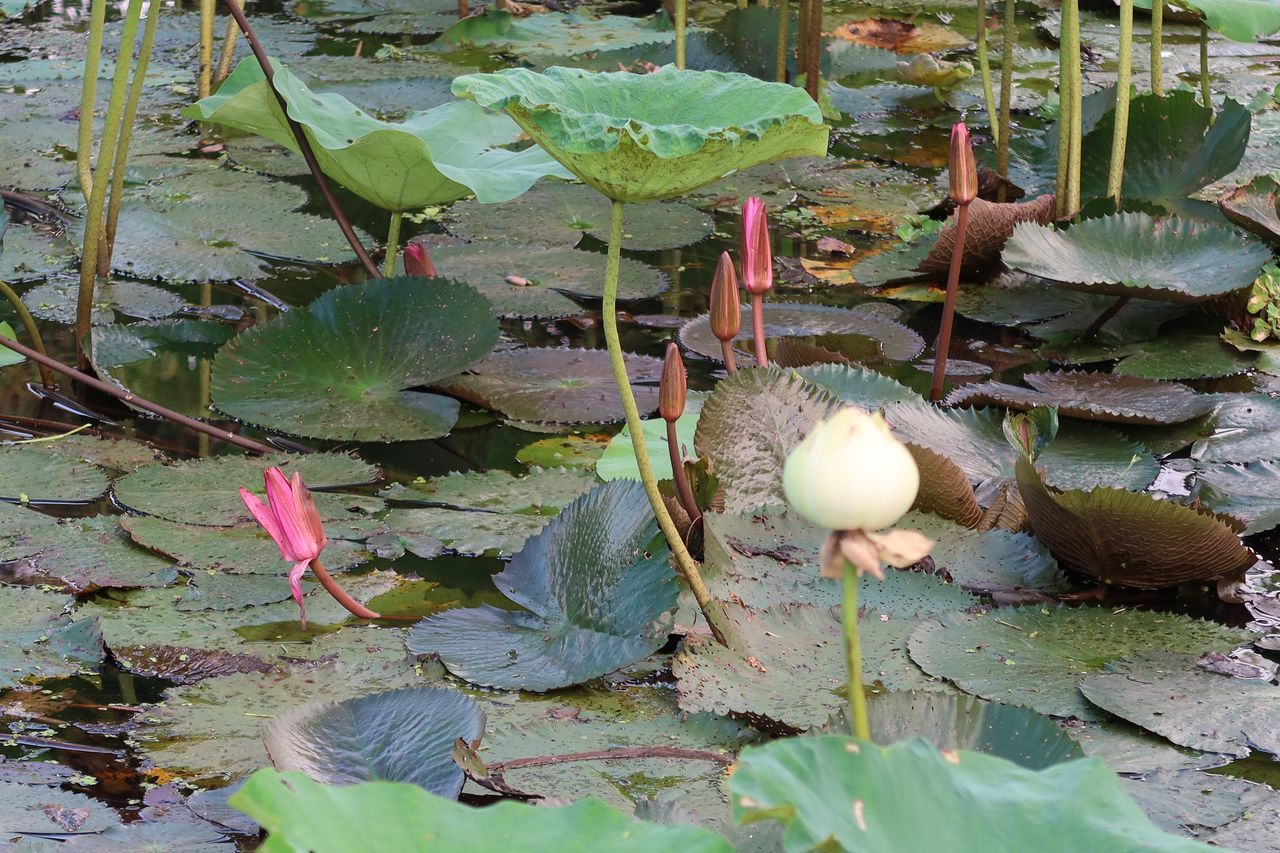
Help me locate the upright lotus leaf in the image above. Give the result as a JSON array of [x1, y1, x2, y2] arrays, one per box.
[[1002, 213, 1270, 303], [1219, 176, 1280, 245], [1016, 456, 1255, 589], [405, 480, 677, 692], [451, 66, 829, 203], [947, 371, 1217, 426], [213, 276, 499, 442], [908, 605, 1250, 720], [184, 59, 571, 211], [1080, 651, 1280, 759], [264, 687, 484, 798], [1134, 0, 1280, 41], [232, 769, 731, 852], [729, 737, 1210, 853]]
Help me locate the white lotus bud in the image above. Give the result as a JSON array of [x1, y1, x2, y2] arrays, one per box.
[[783, 407, 920, 532]]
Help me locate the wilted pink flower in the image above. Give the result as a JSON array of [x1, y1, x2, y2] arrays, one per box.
[[403, 243, 437, 278], [240, 468, 327, 624], [740, 197, 773, 296]]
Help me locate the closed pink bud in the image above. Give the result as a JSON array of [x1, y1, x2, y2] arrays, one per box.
[[740, 197, 773, 296], [949, 121, 978, 206], [660, 342, 687, 423], [709, 251, 741, 343], [404, 243, 437, 278]]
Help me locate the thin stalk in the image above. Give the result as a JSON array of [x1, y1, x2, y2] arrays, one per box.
[[842, 559, 870, 741], [737, 0, 747, 9], [104, 0, 162, 268], [310, 559, 381, 619], [666, 420, 702, 527], [0, 335, 275, 454], [457, 0, 468, 16], [1081, 295, 1129, 340], [674, 0, 686, 69], [928, 202, 969, 402], [602, 200, 734, 648], [795, 0, 810, 90], [1150, 0, 1164, 95], [750, 293, 768, 367], [1064, 0, 1083, 217], [214, 16, 240, 88], [382, 211, 403, 278], [76, 0, 108, 203], [1053, 25, 1071, 215], [199, 0, 215, 97], [720, 340, 738, 373], [774, 0, 789, 83], [803, 0, 822, 102], [1107, 0, 1133, 205], [996, 0, 1016, 199], [0, 279, 54, 388], [77, 0, 144, 366], [1199, 22, 1212, 112], [222, 0, 382, 279], [977, 0, 997, 143], [198, 281, 212, 458]]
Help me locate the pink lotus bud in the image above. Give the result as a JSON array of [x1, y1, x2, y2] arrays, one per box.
[[659, 342, 686, 423], [709, 251, 741, 343], [404, 243, 437, 278], [740, 197, 773, 296], [949, 121, 978, 206]]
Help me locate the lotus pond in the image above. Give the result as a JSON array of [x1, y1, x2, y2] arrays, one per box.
[[3, 0, 1280, 848]]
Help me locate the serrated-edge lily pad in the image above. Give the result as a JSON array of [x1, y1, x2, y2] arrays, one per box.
[[1194, 460, 1280, 535], [121, 514, 370, 573], [0, 515, 178, 593], [0, 444, 114, 504], [25, 278, 190, 325], [679, 303, 925, 364], [795, 363, 922, 408], [0, 782, 121, 835]]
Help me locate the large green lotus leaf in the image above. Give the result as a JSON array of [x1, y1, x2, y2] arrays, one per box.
[[596, 395, 702, 483], [0, 444, 114, 503], [905, 512, 1070, 595], [91, 319, 236, 419], [1124, 769, 1278, 837], [184, 60, 570, 211], [729, 736, 1208, 853], [1134, 0, 1280, 40], [428, 243, 667, 319], [26, 279, 189, 326], [436, 347, 661, 425], [0, 782, 121, 835], [794, 363, 921, 408], [1081, 651, 1280, 759], [694, 367, 840, 514], [121, 515, 369, 573], [264, 687, 484, 798], [1195, 460, 1280, 534], [406, 480, 676, 691], [453, 66, 828, 203], [213, 276, 498, 441], [947, 371, 1217, 426], [0, 515, 178, 593], [1002, 213, 1270, 303], [1016, 456, 1255, 588], [232, 769, 730, 853], [1113, 334, 1256, 380], [908, 605, 1250, 720], [679, 304, 925, 365], [445, 182, 713, 250], [0, 585, 104, 688], [111, 453, 380, 527]]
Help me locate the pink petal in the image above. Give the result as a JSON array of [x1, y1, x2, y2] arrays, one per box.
[[265, 468, 313, 562], [289, 559, 310, 627], [240, 487, 290, 561]]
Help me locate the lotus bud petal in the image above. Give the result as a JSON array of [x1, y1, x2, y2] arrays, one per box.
[[404, 243, 437, 278], [949, 121, 978, 206], [782, 408, 919, 532], [740, 196, 773, 296], [710, 251, 741, 343], [659, 342, 687, 423]]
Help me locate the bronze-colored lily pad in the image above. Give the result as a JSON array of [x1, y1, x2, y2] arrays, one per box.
[[1015, 457, 1254, 590], [1219, 176, 1280, 245], [919, 195, 1056, 277], [947, 371, 1217, 426]]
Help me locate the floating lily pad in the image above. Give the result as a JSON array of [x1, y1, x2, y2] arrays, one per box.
[[908, 605, 1249, 720], [679, 304, 925, 364], [908, 512, 1069, 596], [91, 319, 236, 419], [213, 276, 498, 442], [265, 687, 484, 797], [1071, 722, 1228, 776], [112, 454, 380, 527], [0, 585, 103, 688], [947, 371, 1217, 426], [0, 515, 178, 593], [1219, 175, 1280, 244], [1125, 768, 1276, 836], [699, 510, 834, 610], [1016, 456, 1255, 589], [794, 364, 921, 408], [0, 782, 120, 835], [435, 9, 684, 56], [1113, 335, 1256, 380], [429, 243, 667, 319], [112, 644, 277, 684], [954, 274, 1101, 327], [1002, 213, 1270, 303], [0, 445, 114, 504], [436, 347, 661, 425], [177, 574, 308, 612], [25, 279, 189, 326], [1195, 460, 1280, 534], [0, 222, 75, 282], [121, 515, 370, 573], [407, 481, 674, 691]]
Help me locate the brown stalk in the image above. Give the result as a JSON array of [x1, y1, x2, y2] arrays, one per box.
[[928, 202, 970, 402]]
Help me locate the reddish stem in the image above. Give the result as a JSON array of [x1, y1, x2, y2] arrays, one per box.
[[719, 339, 738, 373], [309, 558, 382, 620], [666, 420, 702, 526], [750, 293, 769, 367], [929, 202, 970, 402]]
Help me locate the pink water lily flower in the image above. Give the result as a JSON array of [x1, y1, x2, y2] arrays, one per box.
[[240, 467, 328, 625], [740, 196, 773, 296]]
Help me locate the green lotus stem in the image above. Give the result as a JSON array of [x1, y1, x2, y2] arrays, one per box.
[[215, 16, 240, 88], [674, 0, 686, 69], [75, 0, 108, 202], [0, 279, 54, 389], [1053, 30, 1071, 215], [383, 212, 403, 278], [977, 0, 997, 143], [775, 0, 789, 83], [843, 559, 870, 741], [1199, 23, 1212, 112], [104, 0, 162, 268], [1150, 0, 1164, 95], [1106, 0, 1133, 205], [77, 0, 143, 366], [1064, 0, 1083, 217], [996, 0, 1016, 199], [199, 0, 215, 97], [603, 200, 734, 649]]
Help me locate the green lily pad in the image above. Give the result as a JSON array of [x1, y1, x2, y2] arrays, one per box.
[[0, 221, 75, 283], [185, 59, 570, 211], [121, 515, 370, 573], [1113, 335, 1257, 380], [516, 433, 608, 470], [596, 395, 702, 483], [111, 453, 380, 527], [1002, 213, 1270, 303], [453, 65, 828, 203], [406, 480, 675, 691], [1016, 456, 1255, 589], [213, 276, 498, 442], [693, 367, 840, 514], [1134, 0, 1280, 41], [908, 605, 1250, 720], [265, 687, 484, 797], [1219, 175, 1280, 245], [91, 319, 236, 419], [0, 515, 178, 593], [437, 347, 661, 425], [232, 769, 730, 852], [1125, 769, 1276, 836], [1195, 460, 1280, 534], [679, 304, 925, 364], [434, 9, 686, 57], [176, 573, 310, 612], [1071, 722, 1229, 776], [947, 371, 1217, 426], [25, 279, 189, 326], [42, 434, 166, 473], [794, 363, 921, 408], [0, 782, 121, 835], [0, 445, 114, 503], [0, 585, 103, 688], [907, 512, 1069, 595], [699, 510, 835, 610], [729, 736, 1207, 853], [429, 243, 668, 319]]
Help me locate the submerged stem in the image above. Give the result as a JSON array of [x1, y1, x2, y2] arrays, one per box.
[[1150, 0, 1164, 95], [601, 200, 734, 648], [928, 202, 969, 402], [0, 279, 54, 388], [842, 559, 870, 741], [310, 559, 381, 620], [977, 0, 997, 143], [383, 211, 403, 278], [76, 0, 107, 203], [674, 0, 686, 69], [996, 0, 1016, 199], [1107, 0, 1133, 205], [750, 293, 768, 367]]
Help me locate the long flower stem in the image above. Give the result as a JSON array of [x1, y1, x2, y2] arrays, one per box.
[[1064, 0, 1083, 217], [720, 340, 738, 373], [977, 0, 997, 143], [383, 211, 403, 278], [803, 0, 822, 102], [842, 559, 870, 740], [750, 293, 768, 367], [310, 559, 381, 620], [214, 16, 240, 88], [199, 0, 216, 97], [666, 420, 702, 526], [1150, 0, 1164, 95], [674, 0, 686, 69], [1053, 24, 1072, 215], [775, 0, 789, 82], [1199, 23, 1212, 112], [995, 0, 1016, 200], [795, 0, 810, 91], [603, 200, 734, 648], [0, 279, 54, 388], [929, 202, 969, 402], [76, 0, 107, 203], [1107, 0, 1133, 205]]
